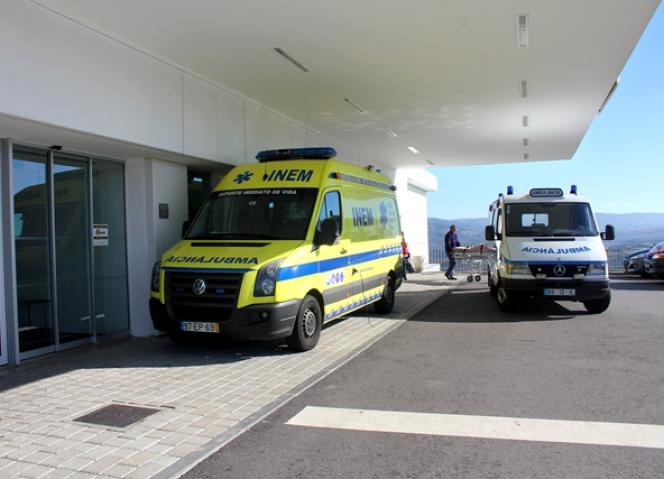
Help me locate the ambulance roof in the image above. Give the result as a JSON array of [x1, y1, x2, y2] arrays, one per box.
[[215, 148, 395, 191], [499, 187, 590, 205]]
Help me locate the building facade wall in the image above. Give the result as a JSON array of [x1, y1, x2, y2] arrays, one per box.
[[0, 0, 364, 166], [0, 0, 436, 357], [395, 169, 438, 266]]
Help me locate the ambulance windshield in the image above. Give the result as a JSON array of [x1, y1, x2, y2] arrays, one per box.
[[505, 202, 598, 237], [186, 188, 318, 240]]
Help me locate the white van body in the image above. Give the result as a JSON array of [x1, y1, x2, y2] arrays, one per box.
[[485, 187, 613, 313]]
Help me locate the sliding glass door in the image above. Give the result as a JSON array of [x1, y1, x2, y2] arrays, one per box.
[[11, 146, 129, 360]]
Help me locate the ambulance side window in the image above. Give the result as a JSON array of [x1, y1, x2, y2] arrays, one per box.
[[317, 191, 342, 236]]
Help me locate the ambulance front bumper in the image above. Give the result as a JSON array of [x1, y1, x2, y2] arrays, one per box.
[[150, 298, 299, 341], [500, 278, 609, 301]]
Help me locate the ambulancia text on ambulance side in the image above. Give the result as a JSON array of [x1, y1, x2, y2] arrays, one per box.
[[485, 186, 615, 313], [149, 147, 403, 351]]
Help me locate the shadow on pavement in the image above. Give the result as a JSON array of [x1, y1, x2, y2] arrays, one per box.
[[408, 282, 586, 324], [0, 335, 292, 394]]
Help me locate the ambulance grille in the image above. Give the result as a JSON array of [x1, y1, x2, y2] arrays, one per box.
[[165, 271, 244, 322], [528, 264, 589, 278]]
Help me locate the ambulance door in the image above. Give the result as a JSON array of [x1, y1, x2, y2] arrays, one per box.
[[487, 203, 501, 287], [314, 190, 352, 319]]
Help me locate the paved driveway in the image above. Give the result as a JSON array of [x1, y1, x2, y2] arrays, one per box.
[[185, 276, 664, 479], [0, 274, 451, 479]]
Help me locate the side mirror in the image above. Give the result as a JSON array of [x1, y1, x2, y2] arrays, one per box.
[[601, 224, 615, 241], [485, 225, 496, 241], [316, 218, 339, 246], [182, 220, 192, 239]]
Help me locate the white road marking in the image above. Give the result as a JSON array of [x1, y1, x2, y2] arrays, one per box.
[[286, 406, 664, 449]]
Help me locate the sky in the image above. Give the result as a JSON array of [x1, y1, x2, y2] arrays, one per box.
[[428, 4, 664, 220]]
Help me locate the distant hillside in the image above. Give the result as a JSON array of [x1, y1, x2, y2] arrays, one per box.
[[428, 217, 486, 246], [429, 213, 664, 247], [595, 213, 664, 243]]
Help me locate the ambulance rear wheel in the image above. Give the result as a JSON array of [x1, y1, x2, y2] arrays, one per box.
[[287, 295, 322, 352], [374, 277, 395, 314]]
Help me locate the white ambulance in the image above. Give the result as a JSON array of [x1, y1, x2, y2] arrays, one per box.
[[485, 186, 614, 313]]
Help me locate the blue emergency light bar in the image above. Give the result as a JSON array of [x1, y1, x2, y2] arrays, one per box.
[[529, 188, 563, 197], [256, 147, 337, 162], [507, 185, 514, 195], [570, 184, 578, 195]]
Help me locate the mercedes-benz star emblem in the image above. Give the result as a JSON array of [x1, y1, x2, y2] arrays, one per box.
[[192, 279, 207, 295], [553, 265, 566, 277]]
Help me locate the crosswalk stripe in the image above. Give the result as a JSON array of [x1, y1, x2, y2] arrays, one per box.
[[286, 406, 664, 449]]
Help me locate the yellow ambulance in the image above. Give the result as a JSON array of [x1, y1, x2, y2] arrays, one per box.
[[149, 148, 403, 351]]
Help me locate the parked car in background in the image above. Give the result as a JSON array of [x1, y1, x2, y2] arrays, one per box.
[[644, 242, 664, 279], [624, 248, 651, 276]]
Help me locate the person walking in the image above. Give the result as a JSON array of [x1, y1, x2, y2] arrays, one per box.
[[401, 235, 411, 280], [444, 224, 460, 280]]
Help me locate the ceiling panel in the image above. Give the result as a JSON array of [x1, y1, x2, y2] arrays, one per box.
[[36, 0, 660, 169]]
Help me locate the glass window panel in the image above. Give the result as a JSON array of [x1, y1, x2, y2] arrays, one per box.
[[13, 149, 54, 353], [93, 159, 129, 335], [54, 156, 92, 344]]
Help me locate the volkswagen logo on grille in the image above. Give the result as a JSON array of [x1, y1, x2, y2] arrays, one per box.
[[553, 265, 566, 277], [192, 279, 207, 295]]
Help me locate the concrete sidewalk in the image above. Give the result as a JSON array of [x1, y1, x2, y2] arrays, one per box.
[[0, 273, 456, 479]]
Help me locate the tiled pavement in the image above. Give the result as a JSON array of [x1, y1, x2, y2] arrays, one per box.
[[0, 273, 455, 479]]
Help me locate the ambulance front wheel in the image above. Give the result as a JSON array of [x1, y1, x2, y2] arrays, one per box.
[[496, 282, 515, 313], [287, 295, 322, 352], [583, 291, 611, 314], [374, 277, 395, 314]]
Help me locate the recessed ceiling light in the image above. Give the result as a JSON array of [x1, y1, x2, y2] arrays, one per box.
[[521, 80, 528, 98], [407, 146, 419, 154], [516, 15, 529, 48], [344, 97, 366, 114], [273, 48, 309, 72], [382, 127, 399, 138], [522, 115, 529, 127]]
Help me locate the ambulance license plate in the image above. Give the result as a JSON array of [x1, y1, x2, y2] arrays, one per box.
[[180, 321, 220, 333], [543, 288, 575, 297]]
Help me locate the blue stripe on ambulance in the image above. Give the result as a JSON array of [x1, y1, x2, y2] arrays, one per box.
[[277, 246, 401, 281]]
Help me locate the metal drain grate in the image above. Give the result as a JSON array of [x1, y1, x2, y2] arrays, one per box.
[[74, 404, 160, 428]]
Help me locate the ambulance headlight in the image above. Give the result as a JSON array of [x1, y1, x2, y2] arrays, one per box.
[[151, 262, 161, 293], [254, 259, 283, 297], [587, 263, 607, 276], [506, 262, 530, 275]]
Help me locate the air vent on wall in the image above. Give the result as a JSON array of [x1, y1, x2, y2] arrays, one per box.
[[516, 15, 529, 48], [381, 127, 399, 138]]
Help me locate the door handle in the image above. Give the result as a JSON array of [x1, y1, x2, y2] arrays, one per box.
[[340, 248, 347, 254]]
